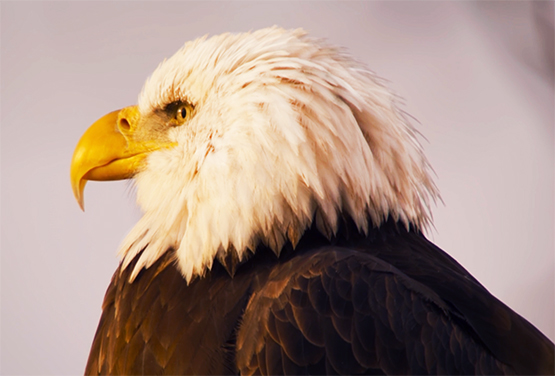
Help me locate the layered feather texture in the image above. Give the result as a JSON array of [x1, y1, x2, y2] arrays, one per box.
[[119, 27, 438, 282]]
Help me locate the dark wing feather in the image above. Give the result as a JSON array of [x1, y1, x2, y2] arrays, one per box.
[[237, 235, 551, 375], [368, 228, 554, 375], [85, 221, 554, 375]]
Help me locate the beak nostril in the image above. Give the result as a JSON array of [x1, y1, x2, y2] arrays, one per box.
[[119, 118, 131, 132]]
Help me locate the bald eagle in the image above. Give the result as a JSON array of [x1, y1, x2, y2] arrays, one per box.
[[71, 28, 553, 375]]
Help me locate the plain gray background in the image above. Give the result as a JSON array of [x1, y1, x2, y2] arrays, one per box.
[[2, 1, 553, 374]]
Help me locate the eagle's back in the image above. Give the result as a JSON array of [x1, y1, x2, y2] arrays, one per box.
[[85, 221, 554, 375]]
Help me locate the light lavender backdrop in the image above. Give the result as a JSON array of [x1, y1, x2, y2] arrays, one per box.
[[2, 1, 553, 375]]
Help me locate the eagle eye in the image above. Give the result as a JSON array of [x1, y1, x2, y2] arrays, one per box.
[[179, 106, 187, 120], [166, 101, 193, 126]]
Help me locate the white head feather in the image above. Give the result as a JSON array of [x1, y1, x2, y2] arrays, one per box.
[[118, 27, 438, 282]]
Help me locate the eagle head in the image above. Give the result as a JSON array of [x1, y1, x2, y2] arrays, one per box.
[[70, 27, 438, 282]]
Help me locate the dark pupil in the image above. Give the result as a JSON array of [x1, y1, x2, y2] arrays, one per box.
[[179, 107, 187, 119]]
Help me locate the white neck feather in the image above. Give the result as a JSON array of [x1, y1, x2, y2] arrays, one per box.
[[117, 28, 439, 282]]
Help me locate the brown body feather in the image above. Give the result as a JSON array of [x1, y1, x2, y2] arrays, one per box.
[[86, 220, 554, 375]]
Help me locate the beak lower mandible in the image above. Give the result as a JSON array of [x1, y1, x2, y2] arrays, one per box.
[[70, 106, 164, 211]]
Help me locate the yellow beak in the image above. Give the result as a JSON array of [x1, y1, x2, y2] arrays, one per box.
[[70, 106, 172, 211]]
